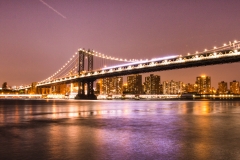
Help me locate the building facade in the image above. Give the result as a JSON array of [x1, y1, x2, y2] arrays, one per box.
[[183, 83, 197, 93], [218, 81, 228, 94], [98, 77, 123, 94], [230, 80, 239, 94], [127, 74, 142, 94], [143, 74, 160, 94], [195, 76, 211, 94], [162, 80, 183, 94]]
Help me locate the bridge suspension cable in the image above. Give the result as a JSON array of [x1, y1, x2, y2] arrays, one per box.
[[39, 48, 143, 83], [22, 39, 240, 87], [186, 40, 240, 56]]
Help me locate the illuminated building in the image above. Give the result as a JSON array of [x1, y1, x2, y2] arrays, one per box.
[[143, 74, 160, 94], [127, 74, 142, 94], [184, 83, 196, 93], [218, 81, 228, 94], [230, 80, 239, 94], [95, 79, 102, 94], [195, 75, 211, 94], [115, 77, 123, 94], [163, 80, 184, 94], [101, 77, 123, 94], [123, 83, 128, 94], [159, 84, 163, 94], [211, 87, 216, 94]]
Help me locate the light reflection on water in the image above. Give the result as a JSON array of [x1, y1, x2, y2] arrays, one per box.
[[0, 100, 240, 160]]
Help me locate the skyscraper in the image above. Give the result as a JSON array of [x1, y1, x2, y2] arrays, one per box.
[[100, 77, 123, 94], [162, 80, 183, 94], [195, 75, 211, 94], [218, 81, 228, 94], [95, 79, 102, 94], [143, 74, 160, 94], [230, 80, 239, 94], [184, 83, 196, 93], [127, 74, 142, 94]]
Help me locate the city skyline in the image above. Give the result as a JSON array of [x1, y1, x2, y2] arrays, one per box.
[[93, 74, 240, 95], [1, 1, 240, 86]]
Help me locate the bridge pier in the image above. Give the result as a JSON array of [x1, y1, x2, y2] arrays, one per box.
[[75, 79, 97, 100]]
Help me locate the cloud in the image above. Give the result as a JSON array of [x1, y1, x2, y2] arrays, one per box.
[[39, 0, 66, 19]]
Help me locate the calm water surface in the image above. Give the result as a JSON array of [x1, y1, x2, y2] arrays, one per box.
[[0, 99, 240, 160]]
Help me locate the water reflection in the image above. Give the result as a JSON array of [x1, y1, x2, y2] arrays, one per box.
[[0, 100, 240, 159]]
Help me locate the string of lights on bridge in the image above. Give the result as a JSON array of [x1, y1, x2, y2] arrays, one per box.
[[17, 40, 240, 89], [39, 48, 145, 83]]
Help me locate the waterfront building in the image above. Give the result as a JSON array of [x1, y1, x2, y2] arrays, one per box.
[[210, 87, 216, 94], [95, 79, 102, 94], [100, 77, 123, 94], [127, 74, 142, 94], [115, 77, 123, 94], [183, 83, 196, 93], [143, 74, 160, 94], [230, 80, 239, 94], [218, 81, 228, 94], [159, 84, 163, 94], [162, 80, 184, 94], [122, 83, 129, 94], [195, 75, 211, 94]]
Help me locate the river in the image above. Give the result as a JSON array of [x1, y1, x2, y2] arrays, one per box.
[[0, 99, 240, 160]]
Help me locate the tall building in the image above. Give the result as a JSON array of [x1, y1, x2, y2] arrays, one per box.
[[123, 83, 128, 94], [95, 79, 102, 94], [162, 80, 184, 94], [127, 74, 142, 94], [100, 77, 123, 94], [115, 77, 123, 94], [184, 83, 196, 93], [230, 80, 239, 94], [218, 81, 228, 94], [143, 74, 160, 94], [159, 84, 163, 94], [195, 75, 211, 94]]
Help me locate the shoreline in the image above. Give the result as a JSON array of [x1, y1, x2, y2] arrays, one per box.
[[0, 97, 240, 102]]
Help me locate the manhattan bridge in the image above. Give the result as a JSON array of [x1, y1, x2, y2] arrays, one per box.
[[18, 40, 240, 99]]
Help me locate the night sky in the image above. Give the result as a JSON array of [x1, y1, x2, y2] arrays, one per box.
[[1, 0, 240, 88]]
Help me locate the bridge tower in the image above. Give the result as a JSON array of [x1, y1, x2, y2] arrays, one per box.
[[76, 49, 97, 100]]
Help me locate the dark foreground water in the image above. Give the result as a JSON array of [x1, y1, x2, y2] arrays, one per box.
[[0, 99, 240, 160]]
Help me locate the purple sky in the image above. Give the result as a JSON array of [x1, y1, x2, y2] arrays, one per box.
[[1, 0, 240, 88]]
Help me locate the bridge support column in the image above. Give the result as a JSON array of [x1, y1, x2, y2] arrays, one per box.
[[75, 79, 97, 100]]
